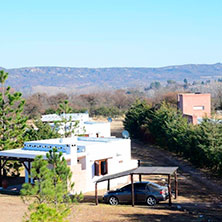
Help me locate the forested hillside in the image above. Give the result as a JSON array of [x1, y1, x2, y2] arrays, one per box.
[[2, 63, 222, 95]]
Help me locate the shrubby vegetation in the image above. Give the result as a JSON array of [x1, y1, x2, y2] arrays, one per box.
[[124, 100, 222, 174], [23, 90, 140, 119], [92, 106, 121, 117], [21, 76, 222, 119]]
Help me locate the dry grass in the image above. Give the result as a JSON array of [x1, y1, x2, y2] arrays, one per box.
[[0, 194, 27, 222], [68, 203, 197, 222]]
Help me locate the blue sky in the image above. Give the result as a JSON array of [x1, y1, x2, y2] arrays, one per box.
[[1, 0, 222, 68]]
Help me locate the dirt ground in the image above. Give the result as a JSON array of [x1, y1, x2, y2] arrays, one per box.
[[0, 119, 222, 222]]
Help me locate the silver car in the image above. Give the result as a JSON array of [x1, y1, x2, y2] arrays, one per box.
[[103, 181, 168, 206]]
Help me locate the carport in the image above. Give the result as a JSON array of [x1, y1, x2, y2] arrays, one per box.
[[0, 147, 72, 187], [95, 166, 178, 206], [0, 156, 34, 186]]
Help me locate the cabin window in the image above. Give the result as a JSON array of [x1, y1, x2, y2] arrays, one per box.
[[193, 106, 204, 110], [94, 159, 108, 176]]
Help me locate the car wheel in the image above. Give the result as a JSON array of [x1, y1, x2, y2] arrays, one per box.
[[109, 196, 119, 205], [146, 196, 157, 206]]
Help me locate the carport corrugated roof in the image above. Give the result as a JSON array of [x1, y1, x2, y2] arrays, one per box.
[[96, 166, 178, 183], [133, 166, 178, 175]]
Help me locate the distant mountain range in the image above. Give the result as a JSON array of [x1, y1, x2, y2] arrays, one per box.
[[1, 63, 222, 95]]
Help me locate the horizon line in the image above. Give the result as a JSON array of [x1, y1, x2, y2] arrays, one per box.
[[1, 62, 222, 70]]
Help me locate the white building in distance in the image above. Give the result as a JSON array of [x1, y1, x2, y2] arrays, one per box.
[[41, 113, 111, 138]]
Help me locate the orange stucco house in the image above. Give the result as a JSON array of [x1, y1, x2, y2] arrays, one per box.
[[177, 93, 211, 124]]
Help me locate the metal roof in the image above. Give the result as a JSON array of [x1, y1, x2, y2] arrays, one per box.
[[133, 166, 178, 175], [96, 166, 178, 183]]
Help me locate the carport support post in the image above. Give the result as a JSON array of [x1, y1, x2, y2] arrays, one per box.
[[28, 161, 31, 183], [168, 174, 172, 206], [95, 182, 98, 205], [23, 161, 31, 183], [131, 174, 135, 207], [138, 160, 142, 182], [174, 172, 178, 199], [107, 179, 110, 191], [0, 160, 2, 187]]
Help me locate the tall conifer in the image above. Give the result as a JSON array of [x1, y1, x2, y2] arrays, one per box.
[[0, 70, 27, 151], [0, 70, 27, 175]]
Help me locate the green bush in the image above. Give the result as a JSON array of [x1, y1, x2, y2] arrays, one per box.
[[27, 203, 70, 222]]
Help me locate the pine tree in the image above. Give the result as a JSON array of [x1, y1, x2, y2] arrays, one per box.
[[0, 70, 27, 176], [0, 70, 27, 150], [24, 120, 60, 141], [56, 100, 80, 138], [197, 119, 222, 172], [46, 149, 75, 205], [21, 149, 83, 222], [123, 100, 151, 139]]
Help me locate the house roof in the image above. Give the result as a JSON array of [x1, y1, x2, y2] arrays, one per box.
[[0, 137, 129, 160], [96, 166, 178, 183], [84, 121, 109, 125], [0, 148, 72, 160], [41, 113, 89, 122]]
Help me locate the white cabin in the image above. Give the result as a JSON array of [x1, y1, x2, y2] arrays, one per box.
[[0, 137, 137, 193]]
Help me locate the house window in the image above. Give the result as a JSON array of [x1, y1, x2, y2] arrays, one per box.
[[94, 159, 108, 176], [193, 106, 204, 110]]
